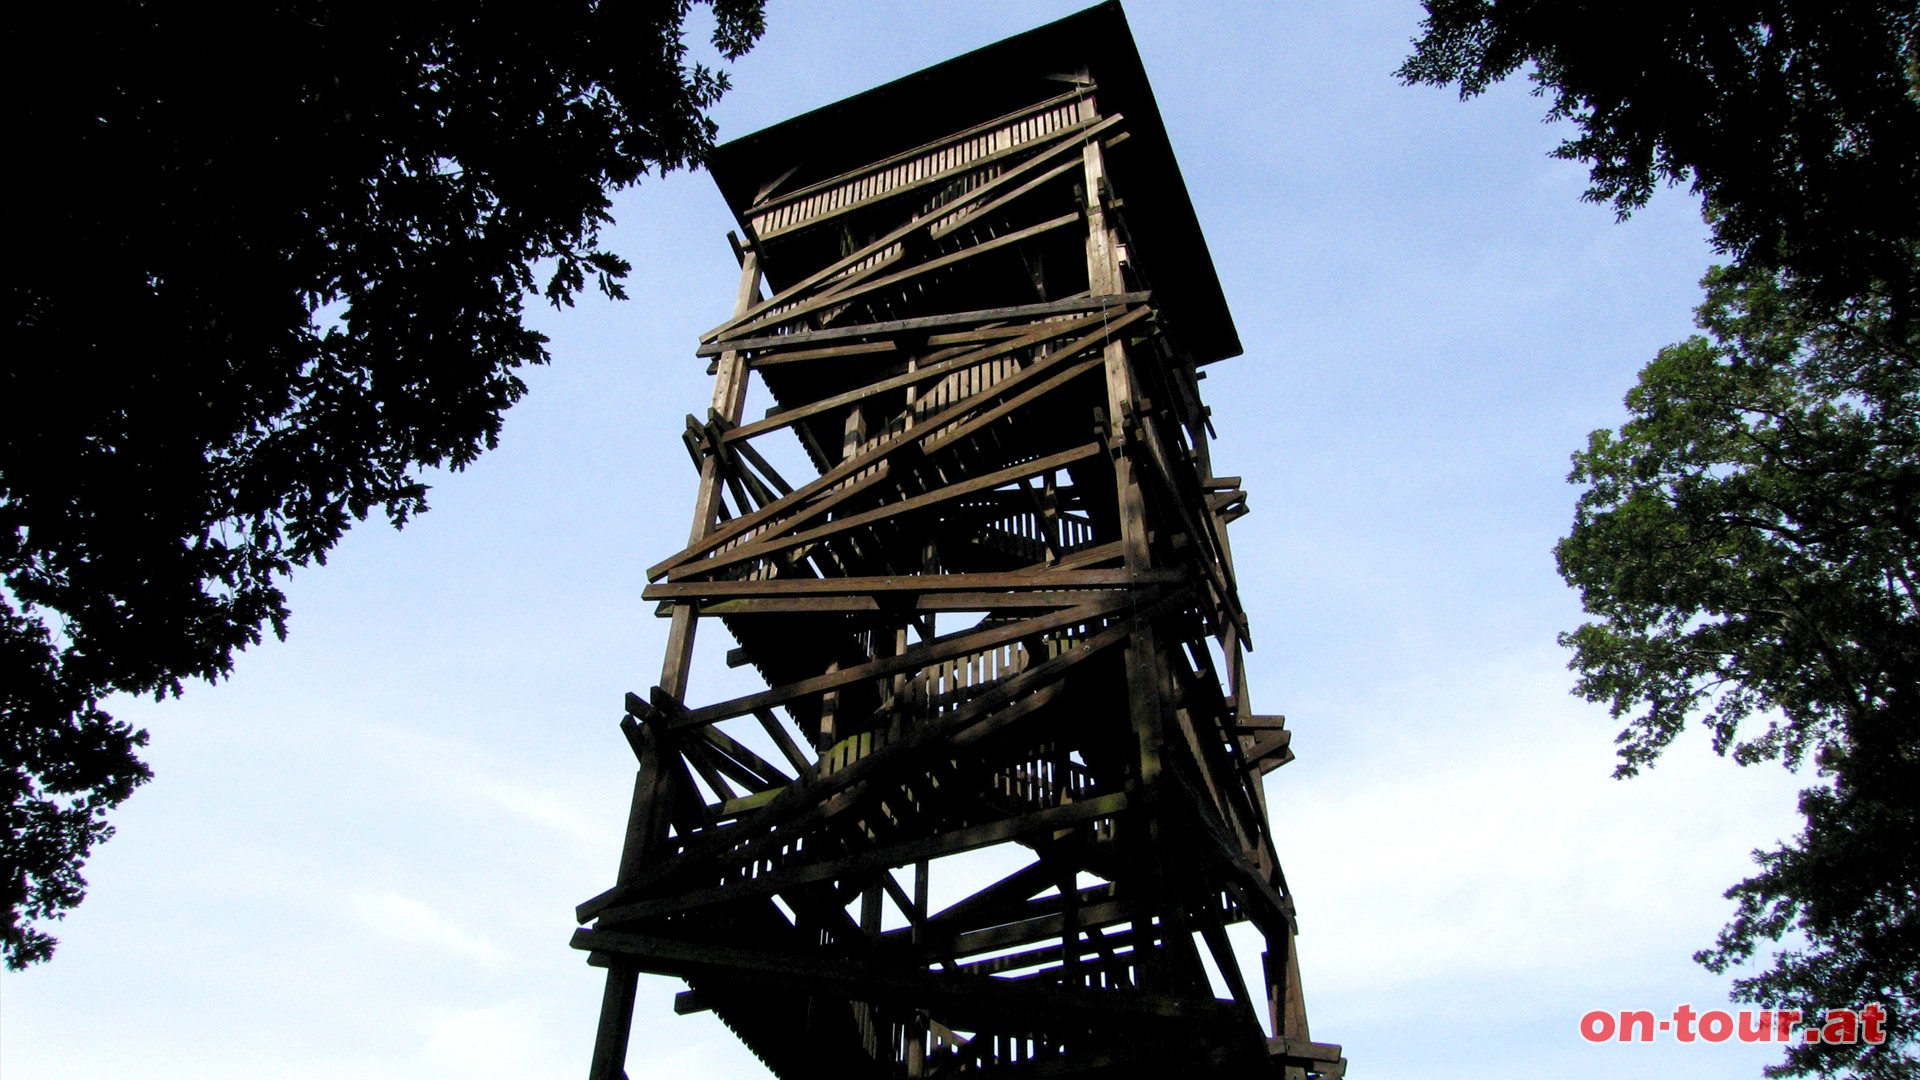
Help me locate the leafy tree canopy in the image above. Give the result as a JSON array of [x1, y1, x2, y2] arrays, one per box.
[[1559, 266, 1918, 1077], [1398, 0, 1920, 311], [1, 0, 765, 969], [1404, 4, 1920, 1076]]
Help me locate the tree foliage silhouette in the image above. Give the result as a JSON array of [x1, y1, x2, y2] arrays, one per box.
[[1, 0, 765, 969], [1559, 268, 1917, 1078], [1404, 4, 1919, 1075]]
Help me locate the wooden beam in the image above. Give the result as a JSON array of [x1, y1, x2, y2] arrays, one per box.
[[1241, 729, 1292, 773], [630, 589, 1191, 914], [723, 310, 1125, 445], [915, 859, 1053, 935], [937, 897, 1135, 962], [749, 108, 1099, 245], [586, 964, 638, 1080], [747, 89, 1089, 217], [644, 568, 1182, 601], [595, 792, 1128, 922], [919, 355, 1107, 454], [694, 721, 795, 789], [1167, 764, 1294, 940], [656, 301, 1148, 582], [742, 338, 898, 367], [1268, 1038, 1346, 1065], [575, 598, 1164, 924], [644, 457, 893, 581], [665, 441, 1104, 583], [725, 211, 1084, 340], [950, 924, 1143, 978], [754, 708, 814, 774], [694, 292, 1151, 357], [667, 587, 1132, 729], [813, 155, 1085, 312], [685, 591, 1133, 616], [571, 926, 1249, 1031]]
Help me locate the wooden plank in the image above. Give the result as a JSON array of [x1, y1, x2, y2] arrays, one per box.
[[1241, 729, 1292, 771], [699, 336, 1091, 559], [943, 898, 1133, 961], [575, 602, 1156, 923], [666, 587, 1130, 728], [744, 339, 898, 366], [923, 320, 1095, 348], [728, 436, 793, 497], [723, 211, 1083, 339], [920, 354, 1107, 454], [1268, 1038, 1346, 1065], [732, 142, 1097, 337], [689, 590, 1133, 616], [729, 331, 1066, 444], [948, 926, 1128, 976], [723, 310, 1120, 444], [1199, 913, 1257, 1009], [643, 568, 1182, 601], [686, 590, 1190, 888], [596, 792, 1131, 923], [647, 246, 763, 712], [915, 859, 1053, 935], [695, 722, 794, 788], [754, 708, 813, 774], [1170, 708, 1247, 860], [693, 292, 1151, 357], [707, 786, 781, 820], [755, 110, 1090, 244], [1042, 541, 1123, 571], [1130, 375, 1251, 639], [664, 441, 1104, 582], [817, 155, 1085, 311], [680, 738, 740, 802], [570, 925, 1249, 1032], [883, 878, 1127, 949], [1167, 764, 1294, 940], [644, 457, 892, 581], [639, 691, 796, 794], [748, 89, 1088, 216], [943, 662, 1074, 753], [950, 927, 1143, 978]]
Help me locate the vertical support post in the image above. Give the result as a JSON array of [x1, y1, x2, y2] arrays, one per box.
[[658, 243, 763, 702], [861, 881, 883, 937], [1224, 622, 1278, 881], [587, 240, 762, 1080], [818, 659, 842, 751], [588, 963, 640, 1080], [907, 1010, 929, 1078], [1081, 95, 1177, 991], [1264, 937, 1313, 1080]]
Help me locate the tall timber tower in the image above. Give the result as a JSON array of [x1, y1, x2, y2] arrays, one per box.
[[572, 5, 1346, 1077]]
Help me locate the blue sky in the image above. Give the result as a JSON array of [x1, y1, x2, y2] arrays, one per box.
[[3, 3, 1812, 1077]]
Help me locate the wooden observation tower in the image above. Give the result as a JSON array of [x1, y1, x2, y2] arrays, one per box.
[[573, 5, 1346, 1077]]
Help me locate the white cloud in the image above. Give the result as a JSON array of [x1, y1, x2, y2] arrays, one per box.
[[1272, 648, 1807, 997], [419, 1003, 545, 1076], [347, 889, 508, 968]]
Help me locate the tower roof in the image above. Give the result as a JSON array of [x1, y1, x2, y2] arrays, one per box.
[[706, 1, 1242, 364]]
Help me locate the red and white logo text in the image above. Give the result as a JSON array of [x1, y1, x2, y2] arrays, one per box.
[[1579, 1004, 1888, 1045]]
